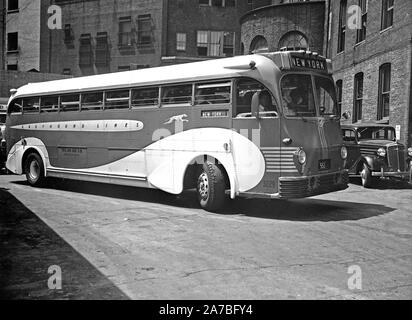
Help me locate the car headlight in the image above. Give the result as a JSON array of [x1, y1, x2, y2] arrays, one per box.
[[298, 149, 307, 165], [341, 146, 348, 160], [377, 148, 386, 157], [408, 147, 412, 157]]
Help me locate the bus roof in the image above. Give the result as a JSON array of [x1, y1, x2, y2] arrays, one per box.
[[10, 54, 279, 100]]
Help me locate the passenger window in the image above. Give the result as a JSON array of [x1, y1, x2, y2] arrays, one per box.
[[195, 82, 231, 105], [61, 94, 80, 112], [161, 84, 192, 105], [235, 79, 277, 117], [131, 87, 159, 108], [105, 90, 130, 109], [8, 99, 23, 114], [82, 92, 103, 111], [23, 97, 40, 114], [41, 96, 59, 113]]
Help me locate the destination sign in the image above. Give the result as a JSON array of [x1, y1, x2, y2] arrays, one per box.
[[291, 56, 327, 71]]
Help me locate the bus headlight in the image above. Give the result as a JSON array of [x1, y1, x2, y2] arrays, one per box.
[[341, 146, 348, 160], [377, 148, 386, 157], [408, 147, 412, 157], [298, 149, 307, 165]]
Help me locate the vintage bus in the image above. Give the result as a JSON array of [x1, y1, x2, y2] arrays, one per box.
[[5, 51, 348, 211]]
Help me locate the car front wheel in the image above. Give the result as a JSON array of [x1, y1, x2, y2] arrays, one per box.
[[360, 163, 374, 188]]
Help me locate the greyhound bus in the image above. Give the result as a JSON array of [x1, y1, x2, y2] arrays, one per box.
[[5, 50, 348, 211]]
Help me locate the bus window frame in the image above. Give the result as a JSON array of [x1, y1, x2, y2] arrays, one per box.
[[80, 91, 104, 112], [7, 98, 23, 115], [40, 95, 60, 113], [194, 80, 232, 106], [22, 96, 41, 115], [104, 89, 131, 110], [60, 93, 81, 113], [160, 82, 194, 108], [280, 71, 320, 120], [131, 86, 161, 109], [233, 77, 279, 119]]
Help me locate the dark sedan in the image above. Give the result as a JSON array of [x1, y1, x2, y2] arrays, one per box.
[[341, 124, 412, 187]]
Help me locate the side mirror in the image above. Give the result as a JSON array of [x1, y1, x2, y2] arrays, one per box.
[[342, 111, 351, 120], [251, 91, 261, 119]]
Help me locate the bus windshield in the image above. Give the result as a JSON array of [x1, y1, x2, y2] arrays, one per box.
[[281, 74, 338, 118]]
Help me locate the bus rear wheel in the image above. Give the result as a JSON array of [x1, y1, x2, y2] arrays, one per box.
[[25, 153, 45, 187], [197, 161, 225, 212]]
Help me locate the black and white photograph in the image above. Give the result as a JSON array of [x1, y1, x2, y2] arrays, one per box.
[[0, 0, 411, 307]]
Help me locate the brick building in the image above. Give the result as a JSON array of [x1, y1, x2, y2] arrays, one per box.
[[161, 0, 269, 65], [3, 0, 52, 72], [327, 0, 412, 147], [240, 1, 326, 56], [47, 0, 166, 76]]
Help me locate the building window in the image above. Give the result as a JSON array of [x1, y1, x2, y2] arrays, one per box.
[[137, 15, 152, 46], [337, 0, 347, 53], [64, 24, 74, 44], [381, 0, 394, 30], [118, 16, 133, 47], [278, 31, 308, 51], [62, 68, 71, 75], [336, 79, 343, 113], [7, 32, 18, 52], [7, 64, 18, 71], [353, 72, 363, 123], [7, 0, 18, 12], [79, 34, 92, 67], [199, 0, 236, 7], [176, 33, 186, 51], [377, 63, 391, 120], [95, 32, 109, 66], [356, 0, 367, 43], [197, 31, 235, 57], [118, 66, 130, 72], [249, 35, 268, 54]]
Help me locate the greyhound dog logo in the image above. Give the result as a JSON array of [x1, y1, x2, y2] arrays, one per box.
[[164, 114, 189, 125]]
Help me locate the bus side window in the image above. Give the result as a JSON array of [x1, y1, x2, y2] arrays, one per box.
[[41, 96, 59, 113], [105, 90, 130, 109], [131, 87, 159, 108], [161, 84, 192, 105], [61, 94, 80, 112], [8, 99, 23, 114], [194, 82, 231, 105], [82, 92, 103, 111], [23, 97, 40, 114]]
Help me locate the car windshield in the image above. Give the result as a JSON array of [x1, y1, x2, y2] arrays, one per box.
[[281, 74, 316, 118], [357, 127, 396, 141]]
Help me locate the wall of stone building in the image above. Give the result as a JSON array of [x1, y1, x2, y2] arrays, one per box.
[[4, 0, 42, 71], [240, 1, 325, 55], [49, 0, 165, 76], [0, 70, 71, 98], [164, 0, 253, 61], [329, 0, 412, 146]]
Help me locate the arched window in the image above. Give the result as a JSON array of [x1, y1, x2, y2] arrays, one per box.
[[249, 36, 268, 54], [278, 31, 308, 51]]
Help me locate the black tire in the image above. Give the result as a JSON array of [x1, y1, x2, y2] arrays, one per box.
[[24, 153, 45, 187], [196, 161, 226, 211], [360, 162, 374, 188]]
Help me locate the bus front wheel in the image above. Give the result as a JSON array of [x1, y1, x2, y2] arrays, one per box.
[[25, 152, 45, 187], [197, 161, 225, 211]]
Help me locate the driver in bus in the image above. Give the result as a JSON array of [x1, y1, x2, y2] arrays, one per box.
[[258, 90, 277, 113], [282, 87, 304, 116]]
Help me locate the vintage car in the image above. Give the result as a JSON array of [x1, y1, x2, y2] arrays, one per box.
[[341, 124, 412, 187]]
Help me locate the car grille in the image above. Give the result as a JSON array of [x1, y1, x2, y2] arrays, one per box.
[[279, 171, 348, 199], [387, 145, 406, 172]]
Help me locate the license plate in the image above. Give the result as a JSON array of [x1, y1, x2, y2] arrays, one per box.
[[318, 159, 331, 171]]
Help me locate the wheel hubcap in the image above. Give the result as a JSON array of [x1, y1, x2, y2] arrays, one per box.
[[198, 173, 209, 200], [29, 160, 39, 181]]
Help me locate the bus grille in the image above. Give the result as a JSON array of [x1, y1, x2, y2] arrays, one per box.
[[387, 145, 406, 172], [279, 171, 348, 199]]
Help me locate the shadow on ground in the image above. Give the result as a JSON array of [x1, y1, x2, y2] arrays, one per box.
[[349, 177, 412, 190], [11, 178, 395, 223], [0, 187, 129, 300]]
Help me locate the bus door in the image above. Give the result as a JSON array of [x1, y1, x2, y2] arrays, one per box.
[[232, 78, 281, 194]]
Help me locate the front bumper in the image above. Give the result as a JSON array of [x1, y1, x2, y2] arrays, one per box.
[[372, 169, 412, 181], [278, 170, 349, 199]]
